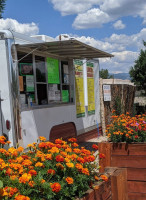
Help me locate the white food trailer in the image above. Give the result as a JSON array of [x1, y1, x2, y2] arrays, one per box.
[[0, 30, 113, 148]]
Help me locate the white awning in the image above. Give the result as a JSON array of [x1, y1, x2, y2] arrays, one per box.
[[16, 39, 113, 59]]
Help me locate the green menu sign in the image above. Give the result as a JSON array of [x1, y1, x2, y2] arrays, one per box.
[[47, 57, 60, 84], [62, 90, 69, 102]]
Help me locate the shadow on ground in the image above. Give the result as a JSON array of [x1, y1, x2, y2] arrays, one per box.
[[79, 141, 98, 151]]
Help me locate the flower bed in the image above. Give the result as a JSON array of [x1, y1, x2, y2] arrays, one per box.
[[106, 112, 146, 143], [0, 136, 108, 200], [99, 113, 146, 200]]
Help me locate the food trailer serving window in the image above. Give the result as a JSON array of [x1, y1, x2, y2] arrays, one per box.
[[17, 39, 113, 109], [18, 52, 72, 108]]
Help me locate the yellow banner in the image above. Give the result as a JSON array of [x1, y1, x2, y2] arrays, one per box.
[[74, 60, 85, 118], [87, 63, 95, 115]]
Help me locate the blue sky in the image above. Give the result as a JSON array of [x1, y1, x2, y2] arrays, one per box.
[[1, 0, 146, 74]]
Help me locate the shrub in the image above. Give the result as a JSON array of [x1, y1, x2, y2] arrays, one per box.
[[0, 136, 107, 200], [106, 112, 146, 143]]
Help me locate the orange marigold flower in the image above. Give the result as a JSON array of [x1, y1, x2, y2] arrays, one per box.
[[81, 149, 91, 155], [35, 162, 44, 167], [22, 159, 32, 167], [41, 179, 46, 183], [68, 138, 77, 143], [65, 147, 72, 153], [75, 163, 83, 171], [10, 175, 17, 180], [60, 151, 67, 157], [28, 170, 37, 176], [0, 136, 6, 145], [73, 148, 81, 154], [65, 157, 70, 163], [82, 168, 90, 176], [100, 175, 108, 182], [65, 177, 74, 184], [15, 195, 30, 200], [27, 144, 34, 148], [92, 144, 98, 150], [39, 136, 46, 141], [99, 153, 105, 159], [19, 173, 32, 184], [17, 146, 24, 152], [45, 154, 52, 160], [49, 147, 59, 154], [71, 154, 78, 161], [28, 181, 35, 187], [50, 182, 61, 193], [77, 157, 85, 163], [6, 168, 13, 176], [55, 155, 64, 162], [84, 155, 95, 162], [3, 187, 18, 198], [94, 175, 99, 180], [55, 144, 62, 148], [8, 147, 18, 157], [56, 163, 64, 170], [71, 143, 79, 147], [48, 169, 55, 175], [66, 162, 74, 168], [55, 139, 63, 144]]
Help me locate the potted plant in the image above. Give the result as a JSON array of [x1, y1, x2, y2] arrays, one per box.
[[99, 112, 146, 200]]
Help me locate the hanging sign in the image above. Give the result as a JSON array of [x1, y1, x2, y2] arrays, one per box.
[[87, 62, 95, 115], [26, 76, 34, 92], [74, 60, 85, 118], [19, 76, 24, 92], [62, 90, 69, 102], [47, 57, 60, 84], [103, 85, 111, 101]]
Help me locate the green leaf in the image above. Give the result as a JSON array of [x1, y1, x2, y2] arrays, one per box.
[[0, 180, 3, 188]]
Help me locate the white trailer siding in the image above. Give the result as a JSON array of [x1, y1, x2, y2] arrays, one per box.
[[0, 40, 14, 145]]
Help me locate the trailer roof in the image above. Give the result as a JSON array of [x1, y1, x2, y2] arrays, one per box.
[[17, 39, 113, 59]]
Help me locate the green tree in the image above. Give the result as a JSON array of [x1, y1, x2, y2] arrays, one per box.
[[99, 69, 113, 79], [0, 0, 6, 18], [129, 41, 146, 94]]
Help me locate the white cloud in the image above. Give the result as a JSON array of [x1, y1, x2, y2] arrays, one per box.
[[0, 18, 39, 35], [48, 0, 101, 16], [101, 0, 146, 22], [49, 0, 146, 29], [113, 20, 126, 30], [105, 28, 146, 51], [73, 8, 112, 29]]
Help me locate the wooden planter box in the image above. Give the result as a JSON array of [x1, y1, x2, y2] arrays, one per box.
[[76, 167, 128, 200], [99, 142, 146, 200]]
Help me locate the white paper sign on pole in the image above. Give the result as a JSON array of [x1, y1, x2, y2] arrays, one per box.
[[103, 85, 111, 101]]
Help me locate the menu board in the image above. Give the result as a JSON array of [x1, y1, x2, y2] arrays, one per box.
[[47, 57, 60, 84], [26, 76, 34, 92], [74, 60, 85, 118], [87, 62, 95, 115]]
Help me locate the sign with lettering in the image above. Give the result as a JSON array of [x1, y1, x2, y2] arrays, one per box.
[[103, 85, 111, 101]]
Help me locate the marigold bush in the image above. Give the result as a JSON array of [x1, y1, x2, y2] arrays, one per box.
[[0, 136, 107, 200], [106, 113, 146, 143]]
